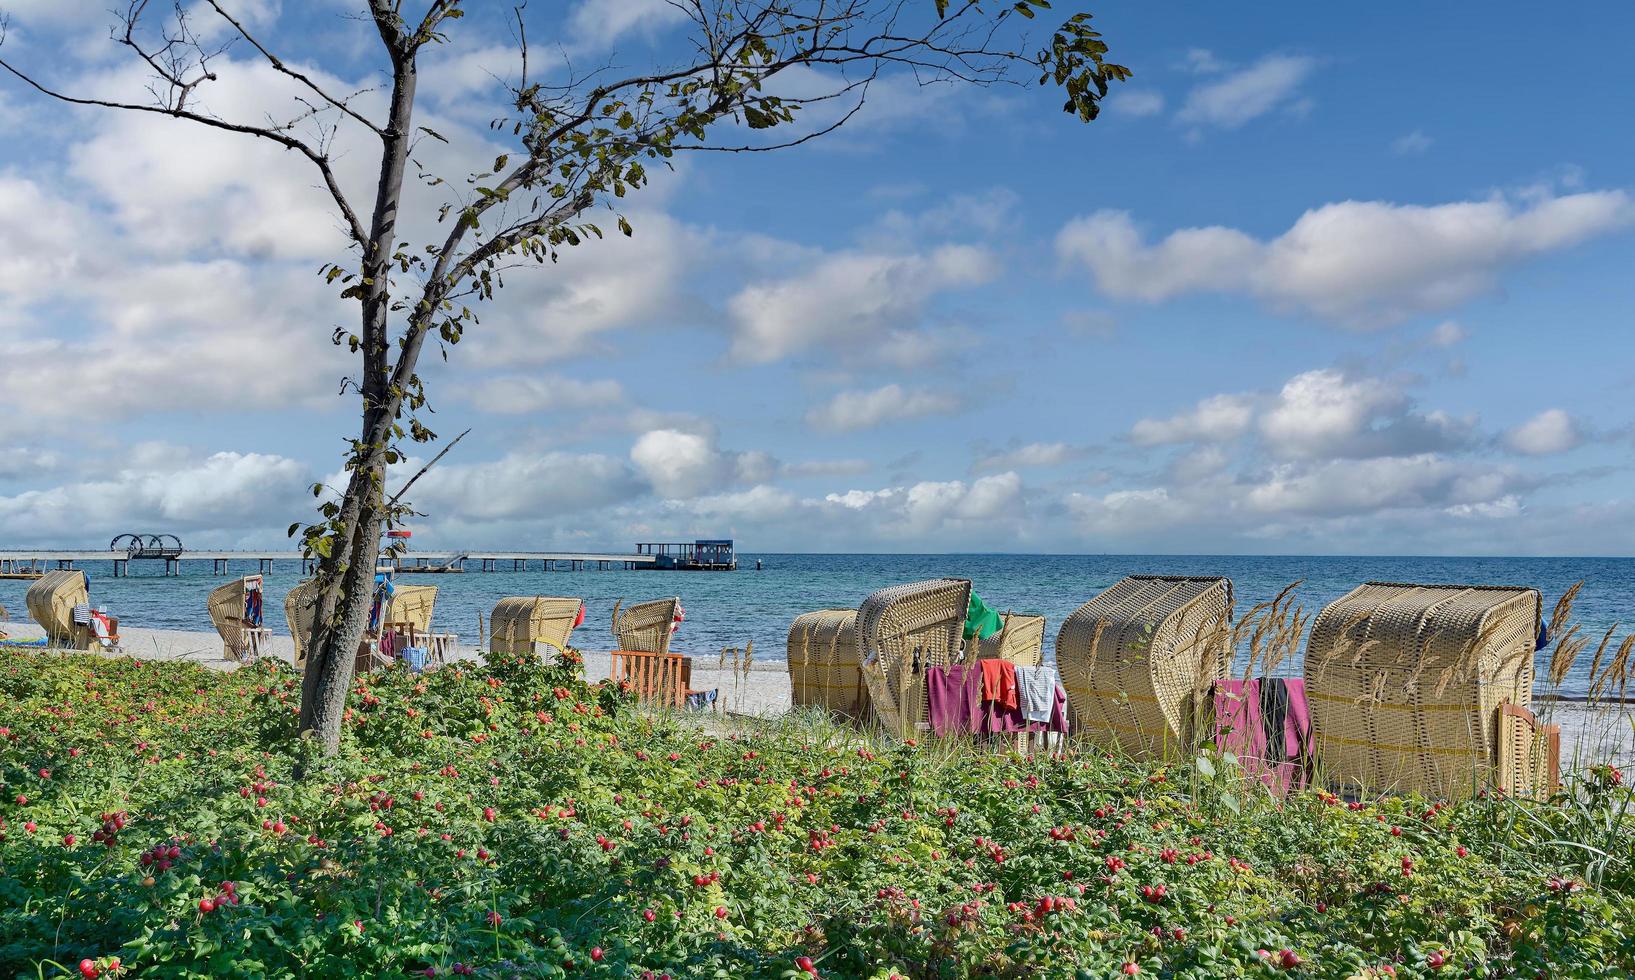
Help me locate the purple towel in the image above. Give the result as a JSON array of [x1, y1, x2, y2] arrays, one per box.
[[925, 664, 982, 737]]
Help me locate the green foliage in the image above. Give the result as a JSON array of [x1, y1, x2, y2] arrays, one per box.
[[6, 648, 1628, 978]]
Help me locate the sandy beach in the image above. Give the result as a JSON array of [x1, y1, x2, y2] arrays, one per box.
[[5, 620, 1633, 768]]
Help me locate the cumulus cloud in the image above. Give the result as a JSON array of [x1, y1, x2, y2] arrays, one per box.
[[1057, 190, 1635, 325], [1393, 129, 1434, 155], [467, 376, 626, 415], [973, 442, 1082, 472], [0, 448, 309, 543], [1176, 54, 1316, 130], [630, 429, 774, 499], [1111, 90, 1165, 117], [1504, 409, 1582, 455], [805, 384, 961, 433], [408, 451, 646, 521], [821, 472, 1024, 538], [1130, 394, 1255, 446], [727, 245, 997, 363], [1258, 369, 1474, 459], [566, 0, 694, 49]]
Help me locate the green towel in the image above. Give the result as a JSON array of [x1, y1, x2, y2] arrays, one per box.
[[964, 592, 1004, 641]]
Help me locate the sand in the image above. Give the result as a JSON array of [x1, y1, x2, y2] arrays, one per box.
[[4, 621, 1632, 767]]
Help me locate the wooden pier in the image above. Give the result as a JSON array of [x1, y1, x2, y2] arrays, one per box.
[[0, 549, 662, 576]]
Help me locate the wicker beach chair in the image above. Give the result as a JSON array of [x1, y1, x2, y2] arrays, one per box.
[[26, 570, 94, 649], [285, 581, 318, 670], [611, 597, 680, 656], [383, 584, 438, 635], [490, 596, 582, 658], [1057, 575, 1233, 760], [857, 578, 973, 740], [978, 613, 1046, 667], [1304, 582, 1543, 800], [787, 609, 869, 722], [208, 574, 272, 662]]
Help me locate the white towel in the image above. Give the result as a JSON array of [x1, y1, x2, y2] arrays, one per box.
[[1015, 665, 1056, 723]]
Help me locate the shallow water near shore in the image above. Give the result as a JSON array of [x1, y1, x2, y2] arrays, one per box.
[[3, 553, 1632, 696]]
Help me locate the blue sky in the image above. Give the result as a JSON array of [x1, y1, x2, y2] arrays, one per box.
[[0, 0, 1632, 555]]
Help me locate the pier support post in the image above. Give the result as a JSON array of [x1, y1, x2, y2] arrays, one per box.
[[260, 558, 273, 574], [166, 558, 180, 576], [213, 558, 227, 575], [112, 559, 126, 578]]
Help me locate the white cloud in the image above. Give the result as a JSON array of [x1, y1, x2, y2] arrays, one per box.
[[974, 442, 1080, 472], [1258, 369, 1471, 459], [1177, 54, 1316, 130], [1130, 394, 1255, 445], [0, 449, 309, 543], [1057, 190, 1635, 325], [1111, 90, 1165, 117], [408, 451, 645, 521], [805, 384, 961, 433], [1182, 49, 1226, 74], [467, 376, 626, 414], [1243, 454, 1517, 518], [629, 429, 772, 499], [567, 0, 691, 49], [1505, 408, 1582, 455], [1428, 320, 1468, 348], [0, 174, 93, 304], [820, 472, 1024, 538], [1393, 129, 1433, 155], [783, 459, 871, 478], [727, 245, 997, 363]]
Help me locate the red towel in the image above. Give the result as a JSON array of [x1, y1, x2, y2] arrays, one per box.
[[978, 659, 1019, 711]]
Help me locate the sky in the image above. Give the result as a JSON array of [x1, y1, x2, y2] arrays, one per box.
[[0, 0, 1632, 556]]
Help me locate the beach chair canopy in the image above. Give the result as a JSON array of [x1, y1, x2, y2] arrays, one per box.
[[977, 612, 1046, 668], [383, 584, 438, 634], [857, 578, 973, 740], [1057, 575, 1233, 759], [208, 575, 267, 662], [26, 570, 91, 648], [612, 597, 680, 656], [490, 596, 583, 657], [1304, 581, 1541, 800], [285, 581, 318, 670], [787, 609, 868, 722]]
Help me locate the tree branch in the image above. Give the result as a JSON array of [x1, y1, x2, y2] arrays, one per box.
[[202, 0, 385, 138]]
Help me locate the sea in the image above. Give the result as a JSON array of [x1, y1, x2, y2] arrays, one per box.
[[3, 554, 1631, 697]]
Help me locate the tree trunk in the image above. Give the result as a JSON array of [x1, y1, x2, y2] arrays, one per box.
[[295, 45, 419, 757]]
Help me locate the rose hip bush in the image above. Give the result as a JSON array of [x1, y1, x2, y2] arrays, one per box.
[[1, 647, 1631, 978]]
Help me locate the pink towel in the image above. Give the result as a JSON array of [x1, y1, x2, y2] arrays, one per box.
[[1212, 679, 1311, 795]]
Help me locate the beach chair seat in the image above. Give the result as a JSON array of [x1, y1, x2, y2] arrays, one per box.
[[208, 574, 272, 662], [1304, 582, 1541, 800], [977, 612, 1046, 667], [1057, 575, 1233, 760], [787, 609, 869, 722], [857, 578, 973, 740], [490, 596, 583, 659], [612, 597, 681, 656], [27, 570, 96, 649]]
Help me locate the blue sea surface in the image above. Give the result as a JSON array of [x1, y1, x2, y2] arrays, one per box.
[[3, 554, 1631, 696]]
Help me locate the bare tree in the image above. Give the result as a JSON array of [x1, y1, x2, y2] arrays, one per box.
[[0, 0, 1127, 755]]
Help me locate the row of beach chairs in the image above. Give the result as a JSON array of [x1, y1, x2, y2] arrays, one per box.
[[9, 571, 699, 708], [787, 575, 1560, 802]]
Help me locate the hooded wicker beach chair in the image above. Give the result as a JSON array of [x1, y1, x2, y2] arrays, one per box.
[[490, 596, 583, 658], [1057, 575, 1233, 759], [285, 581, 318, 670], [857, 578, 974, 740], [1304, 582, 1545, 800], [208, 574, 272, 662], [26, 570, 94, 649], [382, 584, 438, 635], [978, 613, 1046, 667], [787, 609, 868, 722], [612, 597, 680, 656]]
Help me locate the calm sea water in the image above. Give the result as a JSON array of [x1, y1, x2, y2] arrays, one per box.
[[3, 554, 1631, 696]]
